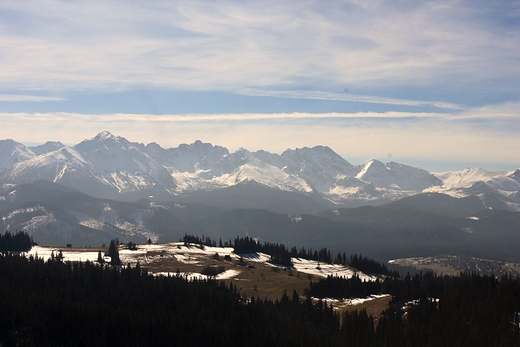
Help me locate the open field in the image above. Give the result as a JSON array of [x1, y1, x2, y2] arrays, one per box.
[[28, 242, 391, 316]]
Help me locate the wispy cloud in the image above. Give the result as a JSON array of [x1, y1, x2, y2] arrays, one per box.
[[0, 0, 518, 102], [0, 105, 518, 170], [234, 88, 465, 109], [0, 94, 64, 102], [0, 111, 451, 124]]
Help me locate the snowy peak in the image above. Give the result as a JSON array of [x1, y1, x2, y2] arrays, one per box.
[[201, 149, 313, 192], [0, 146, 98, 185], [507, 169, 520, 183], [94, 131, 117, 141], [356, 160, 442, 191], [0, 139, 36, 169], [435, 168, 504, 188], [431, 168, 520, 194], [73, 132, 175, 193], [356, 159, 386, 180], [0, 132, 518, 210], [281, 145, 356, 191], [30, 141, 65, 156], [203, 148, 255, 178], [253, 150, 284, 168], [146, 140, 229, 173]]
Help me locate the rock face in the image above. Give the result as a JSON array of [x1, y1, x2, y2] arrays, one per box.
[[0, 131, 518, 210]]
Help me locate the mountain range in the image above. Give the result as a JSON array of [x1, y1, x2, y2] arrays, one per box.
[[0, 131, 519, 262], [1, 131, 519, 211]]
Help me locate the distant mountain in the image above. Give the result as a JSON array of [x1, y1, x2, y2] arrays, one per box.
[[30, 141, 65, 155], [1, 132, 518, 261], [279, 145, 357, 191], [145, 139, 228, 173], [192, 204, 520, 263], [0, 181, 188, 246], [356, 160, 442, 191], [0, 131, 518, 212], [1, 180, 520, 263], [0, 139, 36, 168]]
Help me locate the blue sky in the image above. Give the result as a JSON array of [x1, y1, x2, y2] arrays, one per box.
[[0, 0, 519, 171]]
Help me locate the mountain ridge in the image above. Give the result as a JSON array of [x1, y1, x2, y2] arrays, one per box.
[[0, 131, 518, 211], [1, 180, 520, 263]]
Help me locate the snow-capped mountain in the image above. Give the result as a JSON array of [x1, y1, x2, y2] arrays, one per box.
[[1, 146, 100, 186], [0, 131, 518, 211], [425, 168, 520, 206], [72, 131, 176, 197], [30, 141, 65, 156], [0, 139, 36, 169], [280, 146, 357, 192], [200, 148, 314, 192], [355, 160, 442, 191], [145, 139, 228, 173]]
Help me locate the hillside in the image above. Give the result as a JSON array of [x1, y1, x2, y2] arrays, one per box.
[[29, 241, 377, 302], [1, 180, 520, 263]]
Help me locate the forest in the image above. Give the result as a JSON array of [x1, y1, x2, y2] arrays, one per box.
[[1, 231, 520, 346], [0, 230, 33, 253]]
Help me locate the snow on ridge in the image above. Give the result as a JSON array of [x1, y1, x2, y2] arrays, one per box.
[[435, 168, 506, 187], [0, 139, 36, 169], [356, 160, 442, 191], [0, 132, 518, 206], [431, 168, 520, 196]]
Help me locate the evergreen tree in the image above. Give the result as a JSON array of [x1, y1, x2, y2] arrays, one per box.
[[106, 239, 121, 266], [97, 251, 104, 264]]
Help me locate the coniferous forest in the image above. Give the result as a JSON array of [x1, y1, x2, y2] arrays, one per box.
[[1, 232, 520, 346], [0, 230, 32, 253]]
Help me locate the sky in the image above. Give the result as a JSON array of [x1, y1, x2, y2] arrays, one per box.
[[0, 0, 519, 172]]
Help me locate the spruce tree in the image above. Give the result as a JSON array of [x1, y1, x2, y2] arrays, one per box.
[[106, 239, 121, 266]]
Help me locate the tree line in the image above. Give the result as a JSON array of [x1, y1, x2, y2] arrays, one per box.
[[309, 271, 520, 346], [1, 252, 519, 346], [1, 231, 520, 346], [0, 230, 33, 253], [0, 253, 342, 346], [232, 236, 398, 275]]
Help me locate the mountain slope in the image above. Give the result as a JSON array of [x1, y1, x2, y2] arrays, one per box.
[[356, 160, 442, 191], [2, 179, 520, 263], [0, 139, 36, 169], [0, 183, 188, 246], [145, 140, 229, 173], [280, 146, 357, 191]]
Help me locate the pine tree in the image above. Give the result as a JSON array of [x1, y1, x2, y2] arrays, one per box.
[[106, 239, 121, 266], [97, 250, 104, 264]]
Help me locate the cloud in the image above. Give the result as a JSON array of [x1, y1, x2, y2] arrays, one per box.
[[233, 88, 465, 109], [0, 1, 517, 170], [0, 111, 449, 125], [0, 0, 518, 101], [0, 106, 518, 170], [0, 94, 64, 102]]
